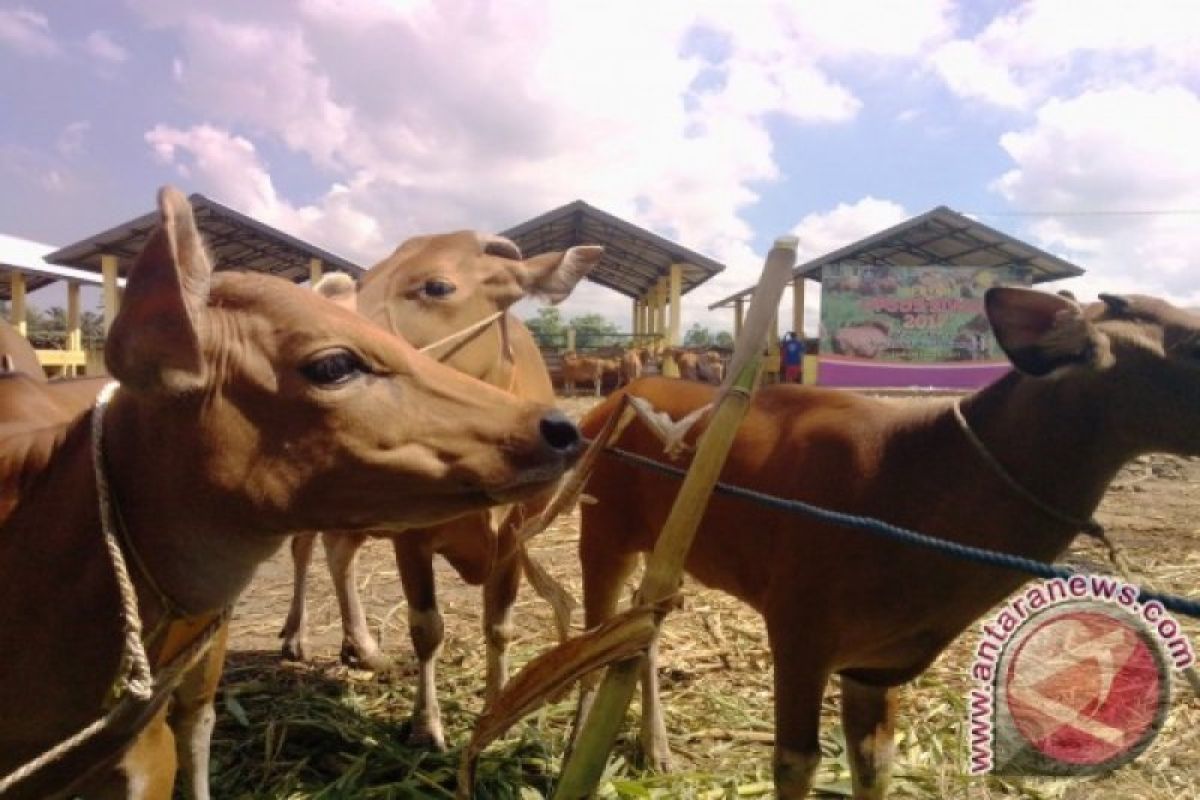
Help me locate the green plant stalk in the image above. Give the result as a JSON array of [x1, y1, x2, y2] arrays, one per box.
[[552, 238, 797, 799]]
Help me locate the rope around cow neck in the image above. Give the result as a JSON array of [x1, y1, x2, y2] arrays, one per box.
[[91, 380, 156, 703], [418, 310, 506, 355], [0, 382, 229, 795], [951, 397, 1105, 538]]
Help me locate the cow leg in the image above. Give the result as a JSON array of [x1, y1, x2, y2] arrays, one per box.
[[639, 632, 672, 771], [768, 616, 830, 800], [93, 709, 177, 800], [171, 623, 230, 800], [571, 526, 639, 744], [279, 532, 315, 662], [840, 676, 898, 800], [394, 536, 447, 750], [323, 531, 391, 671], [483, 524, 523, 701]]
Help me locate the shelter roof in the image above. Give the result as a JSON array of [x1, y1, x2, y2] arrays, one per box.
[[0, 232, 122, 300], [709, 205, 1084, 309], [45, 193, 363, 281], [501, 200, 724, 299]]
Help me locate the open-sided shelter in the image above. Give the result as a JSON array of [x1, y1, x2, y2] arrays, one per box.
[[46, 193, 363, 336], [709, 206, 1085, 389], [502, 200, 724, 349]]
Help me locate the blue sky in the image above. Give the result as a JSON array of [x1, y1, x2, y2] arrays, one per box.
[[2, 1, 1199, 331]]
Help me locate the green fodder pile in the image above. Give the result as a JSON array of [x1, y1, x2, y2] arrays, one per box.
[[209, 446, 1200, 799]]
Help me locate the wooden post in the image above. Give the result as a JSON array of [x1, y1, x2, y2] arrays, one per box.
[[792, 276, 806, 339], [566, 326, 576, 353], [667, 263, 683, 347], [9, 269, 26, 336], [734, 296, 745, 339], [632, 298, 641, 340], [101, 254, 120, 335], [66, 280, 81, 376], [654, 279, 667, 350], [552, 237, 799, 800], [309, 257, 323, 285]]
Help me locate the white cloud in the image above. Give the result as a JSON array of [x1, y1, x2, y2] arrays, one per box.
[[994, 85, 1200, 306], [0, 8, 60, 57], [83, 30, 129, 63], [127, 0, 951, 279], [145, 124, 383, 263], [56, 121, 90, 158], [930, 0, 1200, 110]]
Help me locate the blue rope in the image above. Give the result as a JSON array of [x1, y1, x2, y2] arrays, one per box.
[[598, 445, 1200, 620]]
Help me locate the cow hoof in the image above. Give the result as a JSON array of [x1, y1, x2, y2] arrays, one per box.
[[339, 642, 393, 673], [280, 638, 308, 663]]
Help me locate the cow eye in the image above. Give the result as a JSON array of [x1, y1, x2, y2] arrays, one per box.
[[300, 350, 367, 386], [423, 279, 457, 298]]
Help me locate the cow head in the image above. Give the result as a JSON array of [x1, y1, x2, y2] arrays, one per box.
[[104, 188, 582, 536], [986, 286, 1200, 455], [354, 231, 601, 381]]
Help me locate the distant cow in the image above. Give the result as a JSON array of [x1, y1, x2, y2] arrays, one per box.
[[670, 348, 724, 384], [561, 351, 616, 397], [618, 348, 643, 387], [576, 288, 1200, 799]]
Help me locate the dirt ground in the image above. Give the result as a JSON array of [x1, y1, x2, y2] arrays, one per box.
[[221, 393, 1200, 798]]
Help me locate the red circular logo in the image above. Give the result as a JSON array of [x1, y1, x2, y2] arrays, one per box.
[[994, 603, 1168, 775]]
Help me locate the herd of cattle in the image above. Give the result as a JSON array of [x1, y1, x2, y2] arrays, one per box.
[[559, 346, 726, 396], [1, 188, 1198, 800]]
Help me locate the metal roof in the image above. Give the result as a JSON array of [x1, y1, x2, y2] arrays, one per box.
[[709, 205, 1085, 309], [45, 193, 363, 281], [501, 200, 724, 299], [0, 233, 123, 300]]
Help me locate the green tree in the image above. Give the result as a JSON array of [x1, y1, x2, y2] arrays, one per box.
[[569, 313, 620, 350], [683, 323, 712, 347], [525, 306, 567, 348], [714, 330, 734, 349]]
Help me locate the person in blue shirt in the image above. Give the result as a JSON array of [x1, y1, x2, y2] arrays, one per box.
[[781, 331, 804, 383]]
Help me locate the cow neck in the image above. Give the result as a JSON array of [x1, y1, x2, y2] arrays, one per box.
[[89, 384, 229, 705], [98, 389, 285, 620], [952, 370, 1127, 543]]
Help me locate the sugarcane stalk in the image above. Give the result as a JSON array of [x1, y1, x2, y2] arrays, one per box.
[[551, 236, 798, 799]]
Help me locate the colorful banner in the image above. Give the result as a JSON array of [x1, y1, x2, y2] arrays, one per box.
[[818, 264, 1030, 389]]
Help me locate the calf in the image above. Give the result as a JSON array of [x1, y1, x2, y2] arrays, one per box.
[[577, 288, 1200, 799], [280, 231, 600, 749], [0, 188, 581, 799]]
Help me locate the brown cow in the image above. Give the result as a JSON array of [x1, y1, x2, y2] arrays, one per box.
[[561, 350, 616, 397], [697, 350, 725, 384], [0, 189, 582, 799], [576, 288, 1200, 799], [280, 232, 601, 749], [618, 347, 643, 387], [0, 318, 44, 378]]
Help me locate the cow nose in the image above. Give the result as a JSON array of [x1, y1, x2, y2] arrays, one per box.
[[539, 410, 581, 453]]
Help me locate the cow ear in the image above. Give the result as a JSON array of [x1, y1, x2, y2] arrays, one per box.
[[519, 246, 603, 304], [985, 287, 1111, 376], [106, 187, 211, 392], [314, 272, 358, 312]]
